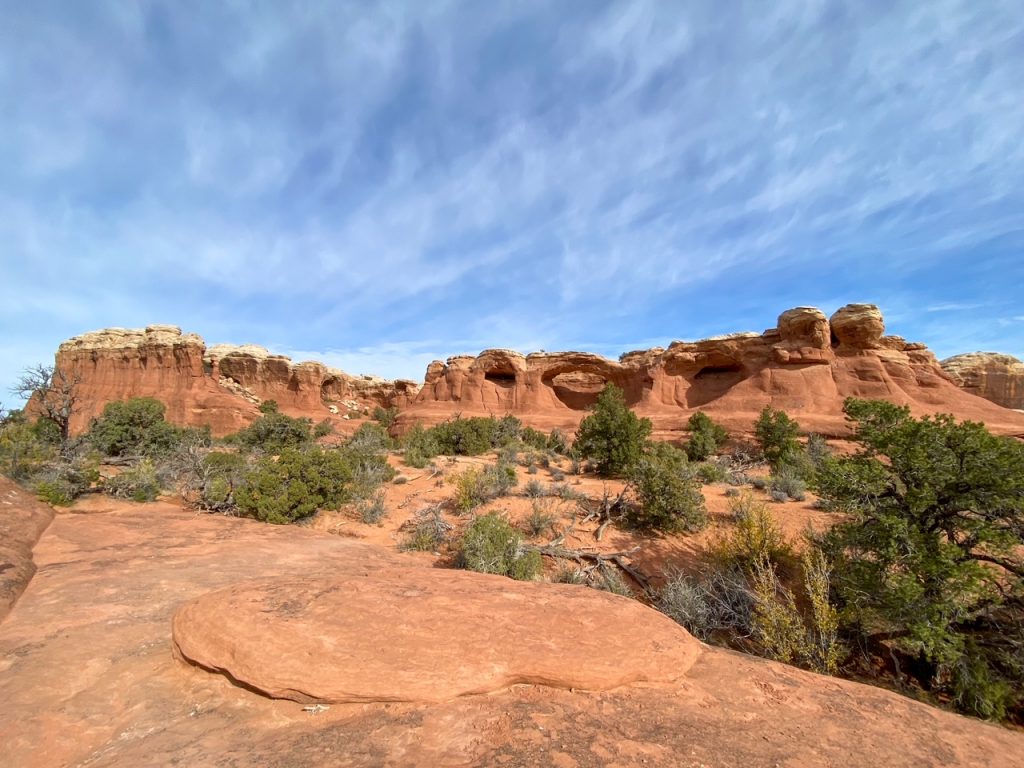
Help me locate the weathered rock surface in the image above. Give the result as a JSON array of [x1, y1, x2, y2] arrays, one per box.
[[1, 495, 1021, 767], [0, 479, 53, 622], [172, 572, 700, 703], [57, 326, 417, 436], [399, 304, 1024, 439], [942, 352, 1024, 411]]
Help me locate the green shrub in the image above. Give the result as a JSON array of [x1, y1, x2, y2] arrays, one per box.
[[35, 478, 75, 506], [230, 411, 313, 453], [235, 447, 352, 524], [0, 418, 57, 481], [573, 384, 652, 477], [625, 442, 706, 533], [86, 398, 200, 458], [401, 423, 438, 468], [684, 412, 729, 461], [520, 426, 548, 450], [694, 461, 727, 484], [432, 417, 495, 456], [754, 406, 801, 469], [313, 419, 333, 439], [817, 398, 1024, 720], [458, 513, 541, 580], [372, 406, 399, 428], [106, 458, 161, 502]]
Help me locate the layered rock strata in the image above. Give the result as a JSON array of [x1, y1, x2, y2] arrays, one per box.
[[942, 352, 1024, 411], [399, 304, 1024, 439], [56, 326, 416, 436]]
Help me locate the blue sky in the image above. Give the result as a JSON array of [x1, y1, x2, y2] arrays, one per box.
[[2, 1, 1023, 403]]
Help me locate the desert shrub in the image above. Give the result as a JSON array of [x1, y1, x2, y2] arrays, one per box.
[[519, 426, 548, 450], [393, 475, 409, 485], [31, 452, 100, 506], [192, 451, 249, 512], [491, 415, 524, 448], [684, 412, 729, 462], [230, 411, 313, 454], [596, 566, 634, 597], [724, 487, 740, 497], [726, 471, 750, 486], [750, 549, 842, 675], [399, 507, 452, 552], [524, 499, 559, 538], [458, 513, 541, 580], [258, 400, 279, 414], [313, 419, 333, 439], [401, 423, 438, 468], [656, 567, 755, 641], [709, 493, 793, 573], [449, 461, 518, 513], [694, 461, 727, 484], [86, 398, 203, 458], [750, 476, 768, 490], [523, 478, 546, 498], [234, 447, 353, 524], [0, 417, 57, 481], [358, 490, 388, 524], [805, 433, 831, 468], [431, 417, 497, 456], [553, 566, 587, 585], [769, 489, 788, 503], [574, 384, 652, 477], [817, 398, 1024, 720], [754, 406, 802, 469], [550, 468, 566, 482], [546, 428, 569, 455], [625, 443, 706, 533], [769, 465, 807, 501], [105, 458, 161, 502], [525, 462, 538, 475], [343, 423, 396, 497], [552, 482, 581, 501], [372, 406, 399, 428]]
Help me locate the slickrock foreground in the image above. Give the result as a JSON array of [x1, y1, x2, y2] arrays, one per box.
[[2, 477, 1022, 768], [172, 572, 701, 703]]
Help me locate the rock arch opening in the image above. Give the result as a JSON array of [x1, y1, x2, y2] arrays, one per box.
[[545, 371, 608, 411]]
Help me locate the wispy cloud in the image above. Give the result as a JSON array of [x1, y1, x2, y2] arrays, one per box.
[[2, 1, 1023, 398]]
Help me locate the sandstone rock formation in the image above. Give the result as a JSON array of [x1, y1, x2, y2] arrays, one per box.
[[56, 326, 417, 436], [0, 479, 53, 623], [172, 572, 700, 703], [399, 304, 1024, 439], [942, 352, 1024, 411], [2, 494, 1022, 767]]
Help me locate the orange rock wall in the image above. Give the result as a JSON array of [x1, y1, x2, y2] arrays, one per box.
[[399, 305, 1024, 440], [56, 327, 415, 436]]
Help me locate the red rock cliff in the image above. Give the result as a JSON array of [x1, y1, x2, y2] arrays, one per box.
[[57, 326, 417, 436], [398, 304, 1024, 440]]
